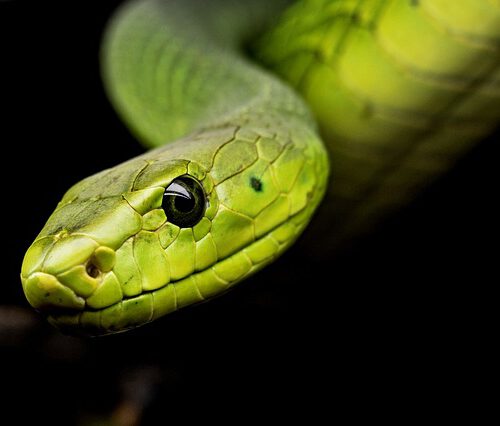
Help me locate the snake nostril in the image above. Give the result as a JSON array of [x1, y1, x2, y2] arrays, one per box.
[[86, 261, 101, 279]]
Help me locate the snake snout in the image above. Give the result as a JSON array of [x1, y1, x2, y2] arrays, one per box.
[[21, 233, 120, 314], [22, 272, 86, 313]]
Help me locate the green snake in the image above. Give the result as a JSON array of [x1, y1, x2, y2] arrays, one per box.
[[20, 0, 500, 335]]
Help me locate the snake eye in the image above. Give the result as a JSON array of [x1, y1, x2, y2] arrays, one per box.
[[162, 176, 206, 228]]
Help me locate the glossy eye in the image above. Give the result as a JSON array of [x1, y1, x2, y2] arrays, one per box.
[[162, 176, 206, 228]]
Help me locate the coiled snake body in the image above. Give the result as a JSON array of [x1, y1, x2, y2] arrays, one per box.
[[20, 0, 500, 335]]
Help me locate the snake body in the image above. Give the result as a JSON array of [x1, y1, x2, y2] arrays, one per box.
[[20, 0, 500, 335]]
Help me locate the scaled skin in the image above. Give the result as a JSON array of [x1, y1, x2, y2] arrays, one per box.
[[21, 123, 327, 335], [21, 0, 329, 335], [258, 0, 500, 244], [21, 0, 500, 334]]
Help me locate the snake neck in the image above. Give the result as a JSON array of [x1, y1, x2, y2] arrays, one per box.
[[101, 0, 313, 147]]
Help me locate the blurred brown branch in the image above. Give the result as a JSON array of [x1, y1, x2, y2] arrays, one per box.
[[0, 305, 39, 345]]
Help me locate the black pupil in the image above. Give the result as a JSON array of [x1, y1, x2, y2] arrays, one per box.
[[162, 176, 206, 228], [174, 193, 195, 212]]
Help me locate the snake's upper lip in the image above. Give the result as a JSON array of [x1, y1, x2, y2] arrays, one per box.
[[22, 272, 86, 313]]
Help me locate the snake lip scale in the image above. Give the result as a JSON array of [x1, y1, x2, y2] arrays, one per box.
[[43, 205, 313, 336]]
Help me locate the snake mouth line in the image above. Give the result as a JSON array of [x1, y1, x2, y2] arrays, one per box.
[[47, 214, 303, 335]]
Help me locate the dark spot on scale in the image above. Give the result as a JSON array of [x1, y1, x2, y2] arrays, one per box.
[[51, 225, 64, 235], [250, 176, 263, 192], [410, 0, 419, 6], [351, 13, 361, 25], [362, 103, 374, 119]]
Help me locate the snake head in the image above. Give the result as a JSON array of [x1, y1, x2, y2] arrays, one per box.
[[21, 126, 327, 336]]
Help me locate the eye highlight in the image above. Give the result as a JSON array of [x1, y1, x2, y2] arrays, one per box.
[[162, 176, 206, 228]]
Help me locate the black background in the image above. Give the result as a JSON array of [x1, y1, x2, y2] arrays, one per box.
[[1, 1, 497, 423]]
